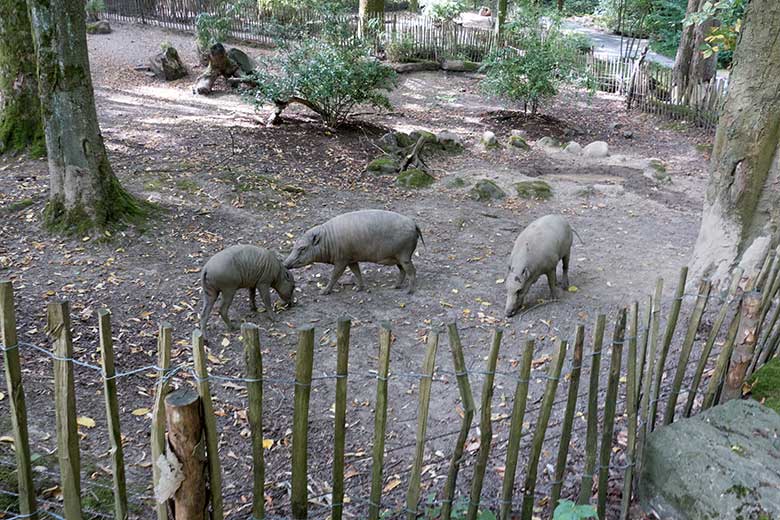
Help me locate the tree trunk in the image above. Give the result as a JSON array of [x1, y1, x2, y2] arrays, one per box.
[[558, 0, 564, 11], [26, 0, 142, 232], [0, 0, 44, 156], [494, 0, 508, 37], [672, 0, 718, 102], [689, 0, 780, 289]]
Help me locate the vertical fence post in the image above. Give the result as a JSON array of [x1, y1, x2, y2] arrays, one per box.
[[192, 330, 224, 520], [702, 308, 742, 409], [520, 338, 567, 520], [0, 281, 37, 519], [721, 291, 762, 403], [152, 322, 172, 520], [635, 295, 652, 400], [499, 339, 534, 520], [442, 323, 475, 520], [468, 328, 503, 520], [405, 329, 439, 519], [620, 303, 639, 519], [291, 326, 314, 520], [578, 314, 606, 505], [242, 323, 265, 520], [368, 322, 393, 520], [650, 267, 687, 430], [332, 318, 351, 520], [597, 309, 626, 520], [47, 300, 83, 520], [550, 326, 585, 509], [98, 309, 128, 520], [663, 280, 711, 425], [165, 388, 206, 519]]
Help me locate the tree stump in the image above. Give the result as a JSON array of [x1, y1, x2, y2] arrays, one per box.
[[165, 388, 207, 519], [193, 43, 256, 95], [150, 46, 188, 81]]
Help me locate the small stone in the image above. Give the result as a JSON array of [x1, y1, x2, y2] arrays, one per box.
[[623, 130, 634, 139], [86, 20, 112, 34], [564, 141, 582, 155], [397, 168, 435, 188], [583, 141, 609, 158], [536, 136, 560, 149], [367, 157, 398, 175], [610, 122, 624, 131], [481, 131, 499, 149], [508, 133, 530, 150], [514, 180, 552, 200], [647, 158, 672, 183], [437, 130, 464, 152], [469, 179, 506, 201], [446, 177, 467, 188]]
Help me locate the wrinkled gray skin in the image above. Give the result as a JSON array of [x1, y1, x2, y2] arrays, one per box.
[[200, 245, 295, 332], [505, 215, 574, 317], [284, 209, 424, 294]]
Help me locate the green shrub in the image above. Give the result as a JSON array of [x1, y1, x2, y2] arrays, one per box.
[[480, 9, 591, 114], [553, 500, 598, 520], [386, 37, 418, 62], [562, 0, 601, 15], [85, 0, 105, 21], [424, 0, 466, 22], [246, 40, 397, 127], [195, 11, 234, 50], [594, 0, 651, 37]]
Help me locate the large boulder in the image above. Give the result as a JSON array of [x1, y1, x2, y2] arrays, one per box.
[[639, 399, 780, 520], [514, 180, 552, 200], [149, 46, 188, 81], [86, 20, 112, 34], [226, 48, 256, 75], [469, 179, 505, 201], [583, 141, 609, 158], [509, 130, 530, 150], [397, 168, 434, 188], [437, 130, 464, 152], [441, 59, 480, 72]]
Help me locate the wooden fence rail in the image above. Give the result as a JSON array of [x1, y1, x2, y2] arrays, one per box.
[[2, 260, 780, 519]]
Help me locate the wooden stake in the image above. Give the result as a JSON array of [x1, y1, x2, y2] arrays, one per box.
[[0, 281, 37, 519], [368, 322, 393, 520], [165, 388, 206, 520], [152, 322, 172, 520], [242, 323, 264, 520], [578, 314, 606, 505], [98, 309, 128, 520], [332, 318, 351, 520], [721, 292, 762, 403], [703, 306, 742, 409], [291, 326, 314, 520], [620, 303, 639, 519]]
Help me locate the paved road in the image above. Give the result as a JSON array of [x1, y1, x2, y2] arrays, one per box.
[[562, 19, 675, 67]]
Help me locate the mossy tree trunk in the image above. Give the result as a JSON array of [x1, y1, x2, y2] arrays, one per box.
[[0, 0, 44, 156], [689, 0, 780, 288], [672, 0, 718, 103], [494, 0, 508, 37], [26, 0, 142, 232]]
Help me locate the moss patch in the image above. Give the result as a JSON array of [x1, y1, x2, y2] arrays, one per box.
[[175, 178, 200, 193], [397, 168, 434, 188], [367, 156, 398, 175], [749, 357, 780, 414], [469, 179, 505, 201], [514, 180, 553, 200], [2, 198, 35, 214], [508, 135, 530, 150]]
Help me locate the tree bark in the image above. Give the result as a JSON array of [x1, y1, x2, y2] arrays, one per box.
[[359, 0, 384, 38], [26, 0, 142, 232], [689, 0, 780, 289], [0, 0, 44, 156], [672, 0, 718, 103], [494, 0, 508, 37]]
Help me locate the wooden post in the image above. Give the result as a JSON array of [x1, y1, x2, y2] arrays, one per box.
[[242, 323, 264, 520], [468, 328, 503, 520], [291, 326, 314, 520], [368, 322, 393, 520], [98, 309, 129, 520], [47, 300, 83, 520], [635, 295, 652, 401], [520, 338, 567, 520], [577, 314, 606, 505], [620, 303, 639, 520], [703, 308, 742, 410], [721, 292, 762, 403], [442, 323, 475, 520], [192, 330, 224, 520], [152, 322, 173, 520], [550, 326, 585, 509], [597, 309, 626, 520], [165, 388, 206, 520], [332, 318, 351, 520], [684, 270, 742, 417], [405, 329, 439, 519], [498, 339, 534, 520], [650, 267, 687, 430], [663, 280, 711, 425], [0, 281, 37, 519]]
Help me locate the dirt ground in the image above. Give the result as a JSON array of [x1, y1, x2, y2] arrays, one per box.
[[0, 22, 714, 519]]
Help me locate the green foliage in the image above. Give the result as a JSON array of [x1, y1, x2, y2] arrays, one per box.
[[748, 357, 780, 414], [246, 39, 397, 127], [594, 0, 652, 37], [562, 0, 601, 15], [683, 0, 745, 67], [386, 37, 419, 62], [404, 494, 496, 519], [84, 0, 105, 20], [553, 500, 599, 520], [645, 0, 687, 57], [480, 9, 591, 114], [424, 0, 466, 22]]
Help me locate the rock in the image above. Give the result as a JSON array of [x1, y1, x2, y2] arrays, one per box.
[[592, 183, 624, 196], [469, 179, 506, 201], [564, 141, 582, 155], [610, 122, 624, 131], [410, 130, 438, 144], [639, 400, 780, 520], [441, 60, 481, 72], [623, 130, 634, 139], [367, 157, 398, 175], [647, 158, 671, 184], [378, 132, 400, 153], [391, 61, 440, 73], [226, 48, 256, 75], [479, 6, 492, 16], [446, 177, 467, 188], [481, 131, 499, 149], [583, 141, 609, 158], [508, 131, 530, 150], [536, 136, 560, 149], [514, 180, 552, 200], [397, 168, 435, 188], [149, 46, 188, 81], [86, 20, 111, 34], [748, 357, 780, 413], [563, 126, 584, 139], [437, 130, 464, 152]]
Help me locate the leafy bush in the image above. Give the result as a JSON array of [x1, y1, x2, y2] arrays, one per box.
[[594, 0, 652, 37], [85, 0, 105, 21], [562, 0, 601, 15], [480, 10, 591, 114], [246, 40, 397, 127], [195, 11, 234, 51], [386, 37, 419, 62], [645, 0, 687, 57], [424, 0, 466, 22], [684, 0, 745, 68], [553, 500, 598, 520]]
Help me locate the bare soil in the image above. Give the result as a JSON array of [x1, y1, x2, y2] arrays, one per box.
[[0, 22, 714, 519]]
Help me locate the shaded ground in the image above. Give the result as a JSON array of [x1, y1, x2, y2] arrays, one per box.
[[0, 22, 716, 519]]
